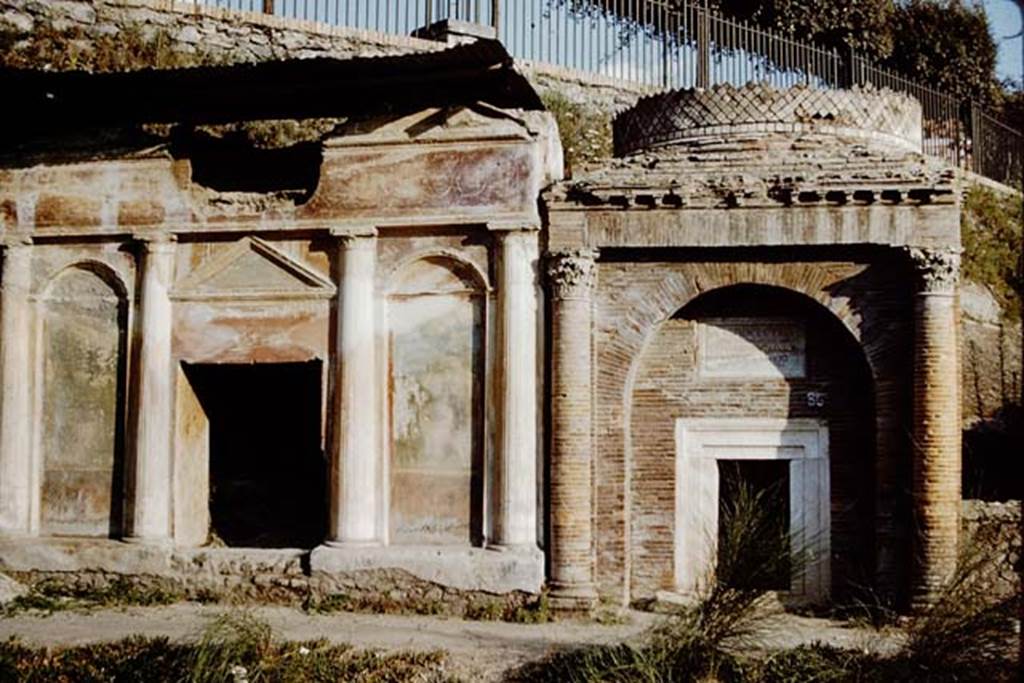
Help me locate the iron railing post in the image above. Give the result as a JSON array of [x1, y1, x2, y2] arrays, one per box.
[[262, 0, 274, 15], [842, 46, 856, 88], [697, 0, 710, 88], [971, 100, 982, 175], [491, 0, 500, 31]]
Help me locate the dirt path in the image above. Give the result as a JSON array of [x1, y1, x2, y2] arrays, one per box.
[[0, 605, 895, 681]]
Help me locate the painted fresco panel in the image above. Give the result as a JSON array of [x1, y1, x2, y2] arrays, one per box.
[[41, 269, 124, 536], [304, 144, 534, 220], [390, 293, 482, 545]]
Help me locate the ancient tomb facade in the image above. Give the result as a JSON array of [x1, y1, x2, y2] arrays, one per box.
[[0, 48, 558, 595], [0, 56, 962, 612], [544, 84, 962, 610]]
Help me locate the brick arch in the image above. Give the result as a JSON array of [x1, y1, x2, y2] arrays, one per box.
[[592, 260, 907, 602]]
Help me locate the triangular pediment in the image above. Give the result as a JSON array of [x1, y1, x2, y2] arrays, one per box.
[[172, 237, 336, 301], [327, 104, 531, 145]]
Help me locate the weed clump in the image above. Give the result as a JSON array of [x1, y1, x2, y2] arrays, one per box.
[[0, 612, 453, 682], [2, 576, 184, 616], [515, 481, 1020, 682], [539, 90, 613, 176], [962, 185, 1023, 320], [0, 23, 221, 72]]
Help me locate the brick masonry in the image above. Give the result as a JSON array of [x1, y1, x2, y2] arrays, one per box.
[[589, 257, 913, 603]]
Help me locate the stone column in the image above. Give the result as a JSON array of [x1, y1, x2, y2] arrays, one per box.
[[491, 229, 539, 549], [126, 235, 176, 544], [546, 249, 599, 610], [908, 247, 961, 607], [0, 240, 34, 536], [327, 234, 381, 547]]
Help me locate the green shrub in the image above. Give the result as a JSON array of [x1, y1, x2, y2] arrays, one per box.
[[0, 23, 219, 72], [898, 534, 1017, 681], [2, 576, 185, 616], [539, 90, 613, 176], [962, 185, 1023, 320], [513, 477, 795, 682]]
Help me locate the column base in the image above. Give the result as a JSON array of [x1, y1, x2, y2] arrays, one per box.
[[485, 542, 538, 553], [548, 580, 599, 613], [0, 528, 34, 540], [323, 539, 383, 549], [311, 543, 543, 594], [121, 536, 173, 548]]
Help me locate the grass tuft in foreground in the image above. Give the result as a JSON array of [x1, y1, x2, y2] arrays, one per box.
[[513, 478, 1019, 683], [0, 611, 455, 683]]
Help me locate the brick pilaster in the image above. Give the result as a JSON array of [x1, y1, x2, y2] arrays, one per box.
[[547, 249, 599, 612], [908, 247, 961, 608]]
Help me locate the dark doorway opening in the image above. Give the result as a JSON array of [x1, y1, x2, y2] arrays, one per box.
[[718, 460, 791, 590], [184, 361, 326, 548]]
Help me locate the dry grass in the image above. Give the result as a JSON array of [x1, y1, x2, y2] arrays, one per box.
[[0, 611, 455, 682]]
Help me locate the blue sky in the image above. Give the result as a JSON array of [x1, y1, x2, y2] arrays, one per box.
[[986, 0, 1023, 83]]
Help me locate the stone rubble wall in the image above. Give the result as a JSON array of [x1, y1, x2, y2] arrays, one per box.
[[0, 0, 651, 115], [960, 500, 1021, 601], [0, 0, 444, 66], [961, 282, 1022, 425], [3, 544, 540, 617]]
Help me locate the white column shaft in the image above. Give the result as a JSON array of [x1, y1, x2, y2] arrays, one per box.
[[329, 235, 380, 545], [493, 230, 539, 548], [128, 238, 175, 542], [0, 243, 34, 535]]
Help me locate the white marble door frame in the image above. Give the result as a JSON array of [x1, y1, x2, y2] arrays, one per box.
[[675, 418, 830, 603]]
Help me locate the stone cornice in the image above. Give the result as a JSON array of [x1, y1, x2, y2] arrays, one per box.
[[546, 249, 598, 300], [545, 172, 957, 212], [907, 247, 961, 293]]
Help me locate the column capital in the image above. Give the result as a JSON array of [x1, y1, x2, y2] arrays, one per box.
[[329, 226, 378, 241], [546, 249, 598, 300], [488, 221, 541, 234], [906, 247, 960, 294], [0, 235, 33, 250], [334, 233, 377, 249], [133, 232, 177, 253]]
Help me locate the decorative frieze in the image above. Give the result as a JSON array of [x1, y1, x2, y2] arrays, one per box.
[[546, 249, 598, 300], [906, 247, 961, 294]]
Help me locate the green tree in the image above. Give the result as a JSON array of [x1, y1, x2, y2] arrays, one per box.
[[705, 0, 1000, 103], [883, 0, 1001, 103], [707, 0, 896, 59]]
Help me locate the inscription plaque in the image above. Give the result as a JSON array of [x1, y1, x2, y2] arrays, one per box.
[[699, 317, 806, 379]]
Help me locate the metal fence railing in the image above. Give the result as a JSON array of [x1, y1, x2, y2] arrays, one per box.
[[191, 0, 1022, 188]]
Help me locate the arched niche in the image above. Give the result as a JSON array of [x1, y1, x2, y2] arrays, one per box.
[[387, 256, 486, 545], [628, 284, 875, 604], [39, 265, 128, 537]]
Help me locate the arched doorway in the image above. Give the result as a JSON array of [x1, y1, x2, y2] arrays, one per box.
[[629, 284, 875, 603]]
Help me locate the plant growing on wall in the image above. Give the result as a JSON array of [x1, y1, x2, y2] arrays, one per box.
[[962, 185, 1023, 320]]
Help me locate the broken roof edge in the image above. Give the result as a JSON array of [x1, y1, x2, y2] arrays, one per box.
[[0, 40, 544, 133]]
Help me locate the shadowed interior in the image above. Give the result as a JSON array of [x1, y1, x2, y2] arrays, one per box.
[[183, 361, 326, 548]]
